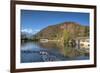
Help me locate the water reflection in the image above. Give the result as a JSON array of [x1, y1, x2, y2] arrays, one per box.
[[21, 41, 89, 63]]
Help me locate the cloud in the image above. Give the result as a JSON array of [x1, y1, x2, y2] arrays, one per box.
[[21, 28, 40, 34]]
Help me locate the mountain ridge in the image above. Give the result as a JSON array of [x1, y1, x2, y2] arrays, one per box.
[[35, 21, 89, 40]]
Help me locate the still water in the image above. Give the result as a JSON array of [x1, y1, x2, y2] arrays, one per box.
[[21, 41, 89, 63]]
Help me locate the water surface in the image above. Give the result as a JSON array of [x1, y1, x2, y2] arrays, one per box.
[[21, 41, 89, 63]]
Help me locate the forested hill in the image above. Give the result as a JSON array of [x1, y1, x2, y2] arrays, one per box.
[[34, 22, 89, 40]]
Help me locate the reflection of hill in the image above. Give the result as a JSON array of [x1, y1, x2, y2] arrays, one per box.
[[39, 42, 61, 49], [38, 42, 85, 58]]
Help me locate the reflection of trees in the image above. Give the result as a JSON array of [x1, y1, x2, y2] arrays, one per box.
[[38, 41, 80, 57], [39, 40, 89, 58]]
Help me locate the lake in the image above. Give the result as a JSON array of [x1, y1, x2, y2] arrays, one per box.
[[21, 41, 89, 63]]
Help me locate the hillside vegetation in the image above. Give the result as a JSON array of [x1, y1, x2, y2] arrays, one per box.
[[35, 22, 89, 44]]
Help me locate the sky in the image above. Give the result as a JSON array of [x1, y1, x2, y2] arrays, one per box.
[[21, 10, 90, 34]]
